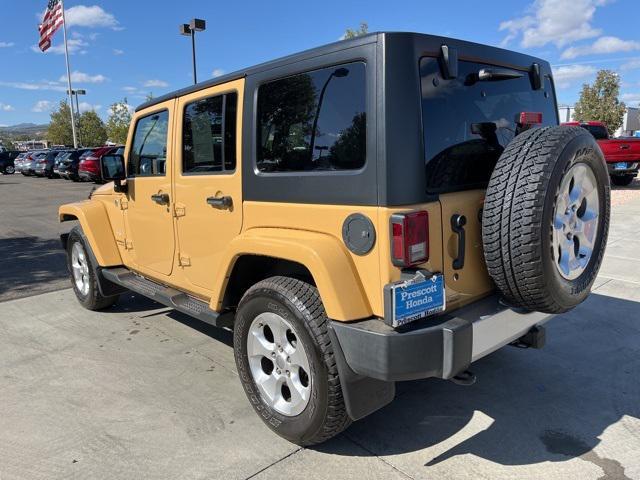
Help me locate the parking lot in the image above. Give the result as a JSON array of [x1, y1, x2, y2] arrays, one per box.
[[1, 173, 640, 480]]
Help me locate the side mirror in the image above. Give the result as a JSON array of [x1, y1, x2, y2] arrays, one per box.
[[101, 154, 127, 192]]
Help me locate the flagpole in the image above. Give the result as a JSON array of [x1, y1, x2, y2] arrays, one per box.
[[60, 0, 78, 148]]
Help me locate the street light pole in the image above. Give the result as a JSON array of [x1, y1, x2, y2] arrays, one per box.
[[180, 18, 206, 85]]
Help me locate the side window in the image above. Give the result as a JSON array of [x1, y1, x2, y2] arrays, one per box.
[[182, 92, 237, 174], [128, 110, 169, 177], [256, 61, 366, 173]]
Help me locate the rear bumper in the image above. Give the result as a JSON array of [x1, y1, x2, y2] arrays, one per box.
[[331, 294, 553, 382], [607, 162, 639, 176], [79, 170, 99, 182]]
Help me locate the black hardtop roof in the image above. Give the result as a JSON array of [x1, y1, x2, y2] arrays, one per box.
[[136, 31, 551, 112]]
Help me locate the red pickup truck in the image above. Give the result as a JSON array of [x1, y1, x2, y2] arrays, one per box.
[[563, 121, 640, 186]]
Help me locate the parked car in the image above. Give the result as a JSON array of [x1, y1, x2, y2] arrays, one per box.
[[562, 121, 640, 186], [51, 150, 73, 177], [22, 150, 48, 176], [78, 146, 122, 183], [58, 149, 92, 181], [60, 32, 610, 446], [0, 150, 20, 174], [11, 152, 28, 173], [34, 150, 64, 178]]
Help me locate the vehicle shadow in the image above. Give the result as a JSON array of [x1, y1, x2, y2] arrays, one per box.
[[316, 292, 639, 478], [0, 236, 68, 301]]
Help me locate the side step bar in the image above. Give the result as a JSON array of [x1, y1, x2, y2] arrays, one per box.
[[102, 267, 232, 328]]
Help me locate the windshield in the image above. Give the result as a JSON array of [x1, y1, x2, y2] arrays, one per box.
[[420, 57, 558, 193], [581, 124, 609, 140]]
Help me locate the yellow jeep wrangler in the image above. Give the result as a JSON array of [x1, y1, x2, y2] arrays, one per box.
[[59, 32, 610, 445]]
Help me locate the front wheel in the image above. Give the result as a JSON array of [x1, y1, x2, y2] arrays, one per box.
[[611, 174, 635, 187], [67, 226, 119, 311], [233, 276, 350, 446], [4, 165, 15, 174]]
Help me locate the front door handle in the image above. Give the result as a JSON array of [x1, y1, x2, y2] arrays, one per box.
[[151, 193, 170, 205], [206, 195, 233, 210], [451, 214, 467, 270]]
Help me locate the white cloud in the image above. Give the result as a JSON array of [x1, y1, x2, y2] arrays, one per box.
[[552, 64, 597, 88], [621, 58, 640, 71], [123, 86, 138, 93], [64, 5, 119, 30], [32, 38, 88, 55], [143, 79, 169, 88], [499, 0, 608, 48], [0, 42, 14, 48], [59, 71, 108, 84], [113, 49, 124, 55], [32, 100, 54, 113], [561, 36, 640, 59], [0, 81, 67, 92], [78, 102, 102, 113], [212, 69, 225, 78], [0, 103, 15, 111], [621, 93, 640, 106]]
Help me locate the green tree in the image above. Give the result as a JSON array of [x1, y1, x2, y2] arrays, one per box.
[[47, 100, 75, 146], [78, 110, 107, 146], [106, 99, 132, 144], [343, 22, 368, 39], [573, 70, 627, 133]]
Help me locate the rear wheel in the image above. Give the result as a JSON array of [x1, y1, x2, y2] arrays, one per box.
[[482, 126, 610, 313], [611, 174, 634, 186], [234, 276, 350, 446], [4, 165, 15, 174], [67, 227, 119, 311]]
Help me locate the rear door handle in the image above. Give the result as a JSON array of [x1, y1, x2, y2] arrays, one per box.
[[206, 195, 233, 210], [151, 193, 170, 205], [451, 214, 467, 270]]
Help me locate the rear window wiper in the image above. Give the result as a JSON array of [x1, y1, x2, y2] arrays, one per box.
[[478, 68, 524, 81]]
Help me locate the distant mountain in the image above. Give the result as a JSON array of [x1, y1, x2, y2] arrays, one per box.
[[0, 123, 49, 136]]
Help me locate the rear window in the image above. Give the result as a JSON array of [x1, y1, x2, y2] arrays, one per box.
[[420, 57, 557, 193], [580, 124, 609, 140]]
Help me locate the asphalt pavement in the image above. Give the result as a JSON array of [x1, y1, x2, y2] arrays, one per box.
[[1, 173, 639, 480]]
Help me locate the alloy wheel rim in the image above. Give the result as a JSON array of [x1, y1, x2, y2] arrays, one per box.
[[6, 166, 14, 174], [552, 163, 600, 280], [247, 312, 311, 416], [71, 242, 90, 296]]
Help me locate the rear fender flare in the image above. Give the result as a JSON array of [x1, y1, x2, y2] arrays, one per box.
[[213, 228, 372, 321]]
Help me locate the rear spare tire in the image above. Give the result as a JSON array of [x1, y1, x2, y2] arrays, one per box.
[[482, 126, 610, 314]]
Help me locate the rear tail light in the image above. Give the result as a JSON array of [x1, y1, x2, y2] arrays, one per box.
[[390, 211, 429, 267], [518, 111, 543, 125], [80, 157, 100, 174]]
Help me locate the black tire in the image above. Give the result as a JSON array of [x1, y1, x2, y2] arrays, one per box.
[[66, 226, 119, 311], [4, 165, 15, 174], [482, 126, 610, 314], [611, 174, 634, 187], [234, 276, 351, 446]]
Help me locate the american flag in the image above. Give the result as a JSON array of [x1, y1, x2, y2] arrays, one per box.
[[38, 0, 64, 52]]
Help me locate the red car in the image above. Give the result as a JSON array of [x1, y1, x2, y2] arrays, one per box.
[[78, 146, 123, 183], [562, 121, 640, 186]]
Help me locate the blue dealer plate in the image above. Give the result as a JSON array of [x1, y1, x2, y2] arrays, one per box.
[[391, 274, 445, 327], [614, 162, 628, 170]]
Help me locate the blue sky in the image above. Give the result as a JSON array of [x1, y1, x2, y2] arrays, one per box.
[[0, 0, 639, 126]]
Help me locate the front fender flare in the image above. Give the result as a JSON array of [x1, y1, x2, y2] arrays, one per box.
[[213, 228, 372, 321], [59, 200, 122, 266]]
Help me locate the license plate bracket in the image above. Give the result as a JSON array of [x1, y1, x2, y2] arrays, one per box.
[[384, 271, 446, 328]]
